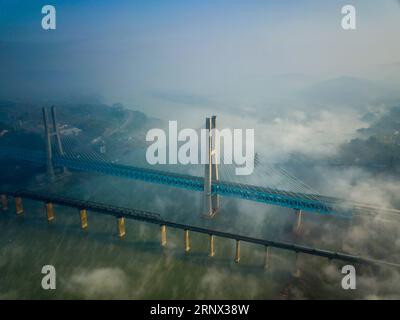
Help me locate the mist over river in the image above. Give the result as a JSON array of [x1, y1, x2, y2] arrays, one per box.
[[1, 0, 400, 301], [0, 167, 384, 300]]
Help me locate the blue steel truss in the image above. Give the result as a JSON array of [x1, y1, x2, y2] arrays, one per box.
[[0, 147, 351, 217]]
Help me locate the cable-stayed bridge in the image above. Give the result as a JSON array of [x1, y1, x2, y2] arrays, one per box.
[[0, 107, 399, 220], [1, 107, 400, 270], [0, 145, 342, 213]]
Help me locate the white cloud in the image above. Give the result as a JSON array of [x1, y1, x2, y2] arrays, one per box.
[[66, 267, 129, 299]]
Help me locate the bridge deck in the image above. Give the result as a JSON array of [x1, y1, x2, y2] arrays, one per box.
[[0, 147, 350, 216], [2, 189, 399, 268]]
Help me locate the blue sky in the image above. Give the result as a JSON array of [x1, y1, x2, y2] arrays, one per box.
[[0, 0, 399, 115]]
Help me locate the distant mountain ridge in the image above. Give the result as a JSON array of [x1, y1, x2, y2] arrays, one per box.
[[301, 76, 399, 109]]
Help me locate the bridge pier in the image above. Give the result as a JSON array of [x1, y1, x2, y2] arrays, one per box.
[[293, 253, 301, 278], [184, 230, 190, 253], [293, 209, 302, 234], [160, 225, 167, 246], [264, 246, 271, 271], [209, 234, 215, 257], [0, 190, 395, 269], [117, 217, 126, 238], [1, 194, 8, 210], [80, 209, 88, 229], [15, 197, 23, 215], [235, 240, 241, 263], [45, 202, 55, 222]]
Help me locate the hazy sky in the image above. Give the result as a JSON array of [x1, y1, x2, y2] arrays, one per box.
[[1, 0, 399, 116], [1, 4, 400, 297]]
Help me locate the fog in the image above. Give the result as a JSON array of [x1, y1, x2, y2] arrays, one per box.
[[1, 0, 400, 117], [1, 0, 400, 299]]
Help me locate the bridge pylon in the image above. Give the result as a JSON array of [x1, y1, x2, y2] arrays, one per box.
[[203, 116, 220, 218], [42, 107, 54, 180], [42, 106, 67, 180]]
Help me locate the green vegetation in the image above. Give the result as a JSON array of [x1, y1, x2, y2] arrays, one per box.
[[337, 106, 400, 168]]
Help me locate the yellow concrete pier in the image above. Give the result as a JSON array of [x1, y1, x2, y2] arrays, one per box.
[[160, 225, 167, 246], [117, 217, 126, 238], [1, 194, 8, 210], [235, 240, 241, 263], [209, 234, 215, 257], [264, 246, 271, 271], [80, 209, 88, 229], [293, 253, 301, 278], [15, 197, 23, 215], [184, 230, 190, 253], [46, 202, 55, 221]]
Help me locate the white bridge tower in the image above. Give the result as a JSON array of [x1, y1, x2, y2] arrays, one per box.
[[204, 116, 220, 218]]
